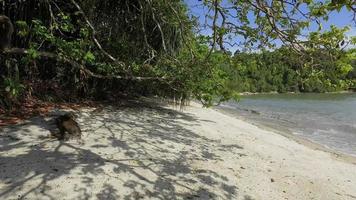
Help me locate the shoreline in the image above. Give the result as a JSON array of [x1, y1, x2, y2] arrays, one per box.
[[214, 106, 356, 165], [239, 90, 355, 96]]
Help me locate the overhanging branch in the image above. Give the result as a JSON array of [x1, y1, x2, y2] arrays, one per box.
[[2, 48, 167, 81]]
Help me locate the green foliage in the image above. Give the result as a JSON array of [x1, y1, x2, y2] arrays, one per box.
[[0, 60, 24, 109], [220, 26, 356, 94], [225, 46, 355, 93], [15, 21, 30, 38], [84, 51, 96, 64], [2, 77, 24, 99]]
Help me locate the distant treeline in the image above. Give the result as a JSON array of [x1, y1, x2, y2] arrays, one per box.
[[223, 47, 356, 93]]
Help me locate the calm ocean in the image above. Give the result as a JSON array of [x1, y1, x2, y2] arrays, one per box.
[[218, 93, 356, 156]]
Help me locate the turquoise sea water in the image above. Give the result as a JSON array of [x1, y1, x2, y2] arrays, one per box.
[[218, 93, 356, 156]]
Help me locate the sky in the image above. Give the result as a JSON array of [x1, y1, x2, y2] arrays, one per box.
[[184, 0, 356, 52]]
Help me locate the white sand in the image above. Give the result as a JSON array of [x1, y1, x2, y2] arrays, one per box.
[[0, 101, 356, 200]]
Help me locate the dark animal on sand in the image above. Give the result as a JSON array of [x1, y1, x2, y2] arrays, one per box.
[[55, 113, 82, 141]]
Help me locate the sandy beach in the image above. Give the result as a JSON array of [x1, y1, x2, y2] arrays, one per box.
[[1, 100, 356, 200]]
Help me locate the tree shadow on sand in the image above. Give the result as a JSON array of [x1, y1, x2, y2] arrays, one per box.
[[0, 100, 246, 199]]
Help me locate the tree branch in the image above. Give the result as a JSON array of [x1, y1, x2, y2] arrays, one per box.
[[69, 0, 125, 66], [2, 48, 167, 81]]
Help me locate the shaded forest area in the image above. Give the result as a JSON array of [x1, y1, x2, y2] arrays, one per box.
[[0, 0, 355, 116], [0, 0, 199, 114]]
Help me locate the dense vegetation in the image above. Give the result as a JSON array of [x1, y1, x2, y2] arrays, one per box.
[[226, 47, 356, 93], [0, 0, 355, 112]]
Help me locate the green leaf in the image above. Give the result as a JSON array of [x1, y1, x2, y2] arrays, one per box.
[[84, 51, 96, 63]]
